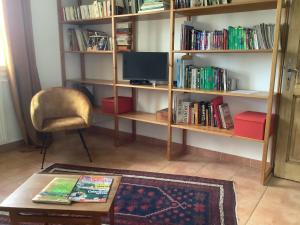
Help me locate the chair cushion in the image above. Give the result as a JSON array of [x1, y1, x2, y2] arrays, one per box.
[[42, 116, 88, 132]]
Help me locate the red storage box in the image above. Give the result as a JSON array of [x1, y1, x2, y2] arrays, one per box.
[[101, 96, 133, 114], [234, 111, 274, 140]]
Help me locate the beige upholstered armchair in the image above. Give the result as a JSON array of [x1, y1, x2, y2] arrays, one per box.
[[30, 87, 93, 169]]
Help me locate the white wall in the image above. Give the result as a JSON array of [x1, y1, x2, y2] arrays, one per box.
[[30, 0, 276, 160], [0, 72, 22, 145]]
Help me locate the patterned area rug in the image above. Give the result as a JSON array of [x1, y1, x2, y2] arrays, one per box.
[[0, 163, 237, 225]]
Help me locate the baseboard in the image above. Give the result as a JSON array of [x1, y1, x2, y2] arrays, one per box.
[[0, 140, 25, 152], [87, 126, 262, 169]]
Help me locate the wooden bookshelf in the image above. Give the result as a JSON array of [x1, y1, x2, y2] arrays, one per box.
[[174, 0, 277, 16], [172, 88, 270, 99], [67, 78, 114, 86], [118, 111, 168, 126], [173, 49, 273, 54], [60, 17, 112, 25], [114, 10, 170, 22], [117, 81, 169, 91], [57, 0, 285, 184], [171, 124, 265, 143], [64, 50, 113, 54]]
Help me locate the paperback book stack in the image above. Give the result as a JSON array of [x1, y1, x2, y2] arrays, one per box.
[[62, 0, 112, 21], [116, 22, 132, 52], [173, 94, 234, 129], [175, 56, 236, 91], [139, 0, 170, 13], [180, 22, 275, 50], [67, 29, 112, 51], [176, 0, 231, 9]]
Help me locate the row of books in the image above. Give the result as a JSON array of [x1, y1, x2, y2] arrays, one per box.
[[181, 22, 275, 50], [67, 29, 112, 51], [176, 61, 237, 91], [116, 0, 169, 14], [32, 176, 113, 204], [176, 0, 231, 9], [62, 0, 111, 21], [116, 22, 132, 52], [173, 94, 233, 129]]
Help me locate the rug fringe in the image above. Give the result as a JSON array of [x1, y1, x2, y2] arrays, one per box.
[[233, 181, 239, 225]]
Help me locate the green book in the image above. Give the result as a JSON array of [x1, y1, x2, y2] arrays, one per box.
[[206, 67, 214, 90], [32, 177, 78, 205]]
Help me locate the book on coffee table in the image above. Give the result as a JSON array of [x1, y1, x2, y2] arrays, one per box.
[[32, 177, 78, 205], [69, 175, 114, 203]]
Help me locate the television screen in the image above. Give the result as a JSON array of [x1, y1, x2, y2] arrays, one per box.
[[123, 52, 168, 81]]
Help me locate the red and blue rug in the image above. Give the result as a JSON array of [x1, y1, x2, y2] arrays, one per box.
[[0, 163, 237, 225]]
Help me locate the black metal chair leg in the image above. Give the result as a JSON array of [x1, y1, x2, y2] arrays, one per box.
[[41, 134, 49, 169], [40, 133, 47, 154], [78, 130, 92, 162]]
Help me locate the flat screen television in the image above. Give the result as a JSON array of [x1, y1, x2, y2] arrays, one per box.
[[123, 52, 168, 82]]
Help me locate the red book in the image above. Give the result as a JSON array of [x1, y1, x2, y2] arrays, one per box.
[[211, 96, 223, 128]]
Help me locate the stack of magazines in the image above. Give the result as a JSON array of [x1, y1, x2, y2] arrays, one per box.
[[32, 175, 114, 204], [138, 0, 170, 13]]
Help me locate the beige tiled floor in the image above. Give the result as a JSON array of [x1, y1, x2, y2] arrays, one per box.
[[0, 132, 300, 225]]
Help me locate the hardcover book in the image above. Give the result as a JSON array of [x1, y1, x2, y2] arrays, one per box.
[[69, 175, 114, 203], [32, 177, 78, 205], [218, 103, 234, 129]]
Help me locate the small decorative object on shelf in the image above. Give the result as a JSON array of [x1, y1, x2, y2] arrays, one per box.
[[180, 21, 275, 50], [116, 22, 132, 52], [173, 94, 233, 129], [156, 108, 168, 122], [175, 0, 232, 9], [67, 29, 112, 51], [62, 0, 112, 21]]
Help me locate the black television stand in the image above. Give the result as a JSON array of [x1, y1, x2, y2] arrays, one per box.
[[130, 80, 152, 85]]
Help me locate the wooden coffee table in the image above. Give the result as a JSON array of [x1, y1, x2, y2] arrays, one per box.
[[0, 174, 122, 225]]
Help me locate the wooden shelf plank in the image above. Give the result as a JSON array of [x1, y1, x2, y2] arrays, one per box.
[[65, 50, 113, 54], [118, 111, 168, 126], [171, 124, 264, 143], [173, 49, 273, 54], [60, 17, 112, 25], [117, 81, 169, 91], [67, 78, 113, 86], [174, 0, 278, 16], [172, 88, 269, 99], [114, 10, 170, 22]]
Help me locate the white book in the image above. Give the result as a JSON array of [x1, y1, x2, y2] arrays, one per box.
[[93, 1, 100, 18], [107, 0, 111, 16], [65, 7, 70, 21], [80, 6, 85, 19], [62, 7, 66, 21], [97, 2, 103, 18], [103, 0, 107, 17], [88, 5, 94, 18], [191, 68, 197, 89]]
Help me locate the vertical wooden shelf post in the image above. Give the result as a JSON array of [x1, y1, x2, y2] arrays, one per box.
[[112, 0, 119, 146], [167, 0, 175, 160], [57, 0, 67, 87], [261, 0, 283, 184]]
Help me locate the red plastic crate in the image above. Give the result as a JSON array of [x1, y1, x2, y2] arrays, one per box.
[[234, 111, 274, 140], [101, 96, 133, 114]]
